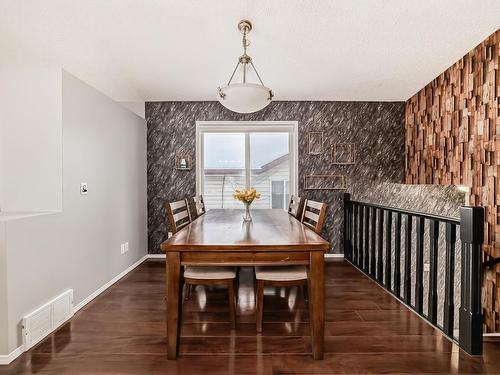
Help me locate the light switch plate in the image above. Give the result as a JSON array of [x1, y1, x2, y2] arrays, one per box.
[[424, 263, 430, 272], [80, 182, 88, 195]]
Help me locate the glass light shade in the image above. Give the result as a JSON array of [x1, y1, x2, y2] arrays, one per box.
[[218, 83, 272, 114]]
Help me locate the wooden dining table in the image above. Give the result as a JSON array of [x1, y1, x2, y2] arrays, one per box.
[[160, 208, 330, 360]]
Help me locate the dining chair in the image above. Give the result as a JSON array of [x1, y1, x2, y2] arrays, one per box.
[[287, 195, 305, 219], [165, 199, 237, 328], [192, 195, 206, 218], [300, 199, 327, 235], [254, 199, 327, 332]]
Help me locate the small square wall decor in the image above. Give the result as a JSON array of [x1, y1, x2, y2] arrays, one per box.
[[332, 143, 355, 165], [175, 154, 192, 170], [308, 132, 324, 155], [303, 174, 347, 190]]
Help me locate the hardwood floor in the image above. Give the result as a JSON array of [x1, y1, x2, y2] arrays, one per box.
[[2, 259, 500, 374]]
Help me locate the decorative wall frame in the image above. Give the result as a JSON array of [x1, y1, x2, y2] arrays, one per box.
[[303, 174, 347, 190], [175, 154, 192, 171], [308, 132, 324, 155], [332, 143, 356, 165]]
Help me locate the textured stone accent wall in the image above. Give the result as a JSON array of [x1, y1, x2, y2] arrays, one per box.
[[405, 30, 500, 332], [147, 101, 405, 255]]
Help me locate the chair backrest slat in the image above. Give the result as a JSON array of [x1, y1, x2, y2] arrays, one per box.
[[170, 200, 187, 210], [165, 199, 192, 234], [288, 195, 305, 219], [304, 210, 319, 223], [192, 195, 206, 218], [306, 200, 323, 210], [301, 199, 327, 235], [173, 210, 189, 222]]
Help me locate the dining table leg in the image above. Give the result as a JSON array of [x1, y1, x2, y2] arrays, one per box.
[[308, 251, 325, 360], [166, 252, 181, 359]]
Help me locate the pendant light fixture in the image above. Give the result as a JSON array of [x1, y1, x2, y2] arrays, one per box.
[[217, 20, 274, 114]]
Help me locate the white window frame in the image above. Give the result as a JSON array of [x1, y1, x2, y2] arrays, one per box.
[[195, 121, 299, 199]]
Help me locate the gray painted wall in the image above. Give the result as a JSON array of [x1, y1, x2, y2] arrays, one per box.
[[146, 101, 405, 254], [1, 70, 147, 354], [0, 67, 63, 212]]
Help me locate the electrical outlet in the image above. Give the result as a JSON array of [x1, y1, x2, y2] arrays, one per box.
[[424, 263, 430, 272], [120, 244, 125, 254], [124, 242, 129, 253]]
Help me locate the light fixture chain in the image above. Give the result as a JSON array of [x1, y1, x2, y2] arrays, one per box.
[[242, 26, 249, 55]]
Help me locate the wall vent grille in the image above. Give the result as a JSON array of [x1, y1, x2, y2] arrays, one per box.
[[22, 289, 74, 350]]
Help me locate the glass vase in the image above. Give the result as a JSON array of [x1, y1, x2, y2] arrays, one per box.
[[243, 202, 252, 222]]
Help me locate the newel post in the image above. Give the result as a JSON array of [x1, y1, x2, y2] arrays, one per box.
[[459, 206, 484, 356], [343, 193, 352, 260]]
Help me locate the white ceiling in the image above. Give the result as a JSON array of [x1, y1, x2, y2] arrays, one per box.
[[1, 0, 499, 102]]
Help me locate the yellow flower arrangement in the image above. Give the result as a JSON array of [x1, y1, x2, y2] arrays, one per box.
[[233, 187, 261, 205]]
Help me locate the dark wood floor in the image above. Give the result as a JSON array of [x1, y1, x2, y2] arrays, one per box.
[[2, 259, 500, 374]]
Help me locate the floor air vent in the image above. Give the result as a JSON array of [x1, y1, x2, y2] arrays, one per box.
[[22, 289, 74, 350]]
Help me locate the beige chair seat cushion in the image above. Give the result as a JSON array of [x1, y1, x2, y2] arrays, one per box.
[[255, 266, 307, 281], [184, 266, 236, 280]]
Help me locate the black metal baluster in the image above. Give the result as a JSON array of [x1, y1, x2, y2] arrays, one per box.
[[443, 222, 456, 336], [358, 204, 364, 270], [428, 219, 439, 324], [394, 213, 402, 297], [370, 207, 376, 277], [351, 201, 355, 261], [343, 193, 351, 260], [459, 206, 484, 356], [385, 211, 392, 290], [415, 216, 425, 314], [353, 204, 358, 266], [364, 206, 370, 273], [340, 200, 479, 353], [404, 215, 412, 304], [377, 209, 384, 283]]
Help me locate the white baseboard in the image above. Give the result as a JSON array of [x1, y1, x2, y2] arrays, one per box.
[[74, 254, 149, 312], [147, 253, 166, 259], [149, 253, 342, 260], [324, 253, 344, 259], [0, 346, 24, 366], [484, 333, 500, 337]]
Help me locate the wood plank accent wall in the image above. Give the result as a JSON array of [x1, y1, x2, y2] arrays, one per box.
[[405, 30, 500, 332]]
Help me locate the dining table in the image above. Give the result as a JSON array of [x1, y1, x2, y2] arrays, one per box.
[[160, 208, 330, 360]]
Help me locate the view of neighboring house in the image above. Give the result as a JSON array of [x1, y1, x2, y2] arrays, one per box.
[[204, 154, 289, 209]]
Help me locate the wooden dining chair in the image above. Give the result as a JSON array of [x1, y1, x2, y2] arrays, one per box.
[[300, 199, 327, 235], [254, 199, 327, 332], [165, 198, 192, 233], [165, 199, 237, 328], [192, 195, 206, 218], [287, 195, 305, 219]]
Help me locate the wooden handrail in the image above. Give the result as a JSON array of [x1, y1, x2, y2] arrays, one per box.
[[348, 198, 460, 224]]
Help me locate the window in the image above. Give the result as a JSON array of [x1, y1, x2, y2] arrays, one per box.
[[271, 180, 289, 209], [196, 122, 298, 210]]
